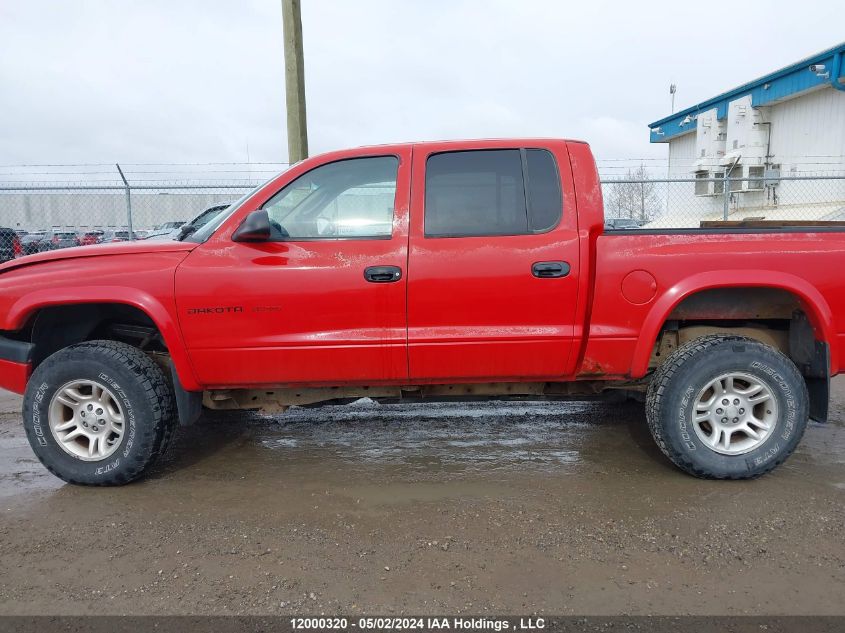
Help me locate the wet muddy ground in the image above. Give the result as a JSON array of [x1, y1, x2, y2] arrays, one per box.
[[1, 381, 844, 616]]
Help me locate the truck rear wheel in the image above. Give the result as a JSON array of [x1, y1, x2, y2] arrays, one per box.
[[23, 340, 176, 486], [646, 334, 808, 479]]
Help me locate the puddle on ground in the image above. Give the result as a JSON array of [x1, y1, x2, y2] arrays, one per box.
[[0, 436, 63, 501], [2, 394, 844, 507], [251, 399, 606, 472]]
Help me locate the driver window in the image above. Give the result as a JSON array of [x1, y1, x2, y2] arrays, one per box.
[[262, 156, 399, 239]]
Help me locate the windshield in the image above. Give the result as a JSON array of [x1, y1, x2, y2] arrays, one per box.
[[192, 205, 228, 229], [184, 185, 266, 243]]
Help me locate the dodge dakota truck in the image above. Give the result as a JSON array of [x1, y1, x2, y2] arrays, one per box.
[[0, 139, 841, 485]]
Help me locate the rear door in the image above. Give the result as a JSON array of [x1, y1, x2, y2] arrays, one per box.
[[406, 141, 580, 381]]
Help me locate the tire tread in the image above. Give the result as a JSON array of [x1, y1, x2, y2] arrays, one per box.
[[24, 340, 176, 486], [646, 334, 807, 479]]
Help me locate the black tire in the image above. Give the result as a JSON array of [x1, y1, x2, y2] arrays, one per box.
[[646, 334, 808, 479], [22, 340, 176, 486]]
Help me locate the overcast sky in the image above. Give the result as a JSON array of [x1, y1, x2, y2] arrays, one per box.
[[1, 0, 843, 170]]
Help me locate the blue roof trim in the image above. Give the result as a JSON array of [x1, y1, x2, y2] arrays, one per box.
[[649, 42, 845, 143]]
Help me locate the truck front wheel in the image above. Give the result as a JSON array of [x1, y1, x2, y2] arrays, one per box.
[[23, 340, 176, 485], [646, 334, 808, 479]]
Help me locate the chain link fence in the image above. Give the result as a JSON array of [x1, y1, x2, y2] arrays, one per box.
[[1, 165, 844, 261], [0, 162, 284, 261], [0, 183, 257, 261], [601, 174, 845, 229]]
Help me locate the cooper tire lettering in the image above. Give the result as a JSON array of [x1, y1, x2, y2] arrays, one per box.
[[21, 340, 176, 486], [647, 335, 809, 479]]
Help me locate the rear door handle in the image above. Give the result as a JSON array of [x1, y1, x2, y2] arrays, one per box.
[[364, 265, 402, 283], [532, 261, 570, 278]]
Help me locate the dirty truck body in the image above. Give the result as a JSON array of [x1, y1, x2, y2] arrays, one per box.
[[0, 139, 842, 485]]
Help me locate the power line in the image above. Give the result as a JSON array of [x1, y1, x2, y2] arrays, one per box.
[[0, 169, 282, 176], [0, 161, 290, 168], [2, 156, 844, 167]]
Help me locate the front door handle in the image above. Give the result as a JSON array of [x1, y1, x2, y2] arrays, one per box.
[[364, 265, 402, 283], [532, 261, 570, 278]]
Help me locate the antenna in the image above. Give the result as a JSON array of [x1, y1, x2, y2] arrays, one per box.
[[669, 83, 677, 114]]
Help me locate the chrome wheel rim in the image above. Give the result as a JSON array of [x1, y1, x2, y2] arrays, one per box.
[[692, 371, 778, 455], [48, 379, 125, 461]]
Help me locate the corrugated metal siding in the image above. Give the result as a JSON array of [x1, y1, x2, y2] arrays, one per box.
[[769, 87, 845, 174], [668, 133, 697, 178]]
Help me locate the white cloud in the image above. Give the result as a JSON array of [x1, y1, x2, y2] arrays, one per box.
[[0, 0, 842, 166]]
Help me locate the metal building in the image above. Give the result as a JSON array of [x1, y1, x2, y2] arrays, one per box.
[[647, 42, 845, 226]]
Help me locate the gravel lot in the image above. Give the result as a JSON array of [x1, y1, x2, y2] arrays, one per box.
[[0, 380, 844, 616]]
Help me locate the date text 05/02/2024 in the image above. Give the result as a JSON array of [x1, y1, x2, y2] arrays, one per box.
[[290, 618, 546, 631]]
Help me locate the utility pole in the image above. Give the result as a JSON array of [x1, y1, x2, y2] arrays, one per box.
[[666, 83, 677, 211], [282, 0, 308, 163]]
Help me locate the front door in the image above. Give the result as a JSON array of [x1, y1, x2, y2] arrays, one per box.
[[407, 142, 580, 381], [175, 149, 411, 388]]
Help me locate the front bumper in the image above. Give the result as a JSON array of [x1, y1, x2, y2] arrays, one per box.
[[0, 359, 30, 394]]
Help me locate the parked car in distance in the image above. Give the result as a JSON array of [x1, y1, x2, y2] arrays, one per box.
[[100, 229, 137, 243], [0, 227, 21, 262], [38, 230, 80, 251], [1, 138, 843, 487], [19, 232, 46, 256], [605, 217, 645, 230], [78, 230, 104, 246]]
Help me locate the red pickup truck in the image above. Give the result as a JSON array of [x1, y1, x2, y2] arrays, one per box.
[[0, 139, 841, 485]]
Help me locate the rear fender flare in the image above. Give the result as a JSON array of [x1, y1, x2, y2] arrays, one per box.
[[631, 270, 836, 378]]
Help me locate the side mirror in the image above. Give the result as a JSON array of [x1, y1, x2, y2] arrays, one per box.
[[232, 209, 272, 242]]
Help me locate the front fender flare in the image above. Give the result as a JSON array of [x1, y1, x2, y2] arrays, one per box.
[[5, 286, 201, 392]]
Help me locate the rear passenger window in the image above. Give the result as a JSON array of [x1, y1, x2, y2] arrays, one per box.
[[424, 149, 561, 237], [425, 150, 526, 237]]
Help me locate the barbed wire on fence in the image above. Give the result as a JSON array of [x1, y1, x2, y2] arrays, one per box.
[[2, 158, 845, 184], [0, 162, 844, 255]]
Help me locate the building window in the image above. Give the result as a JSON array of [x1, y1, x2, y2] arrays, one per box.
[[747, 166, 764, 190], [694, 171, 710, 196], [713, 172, 725, 195]]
